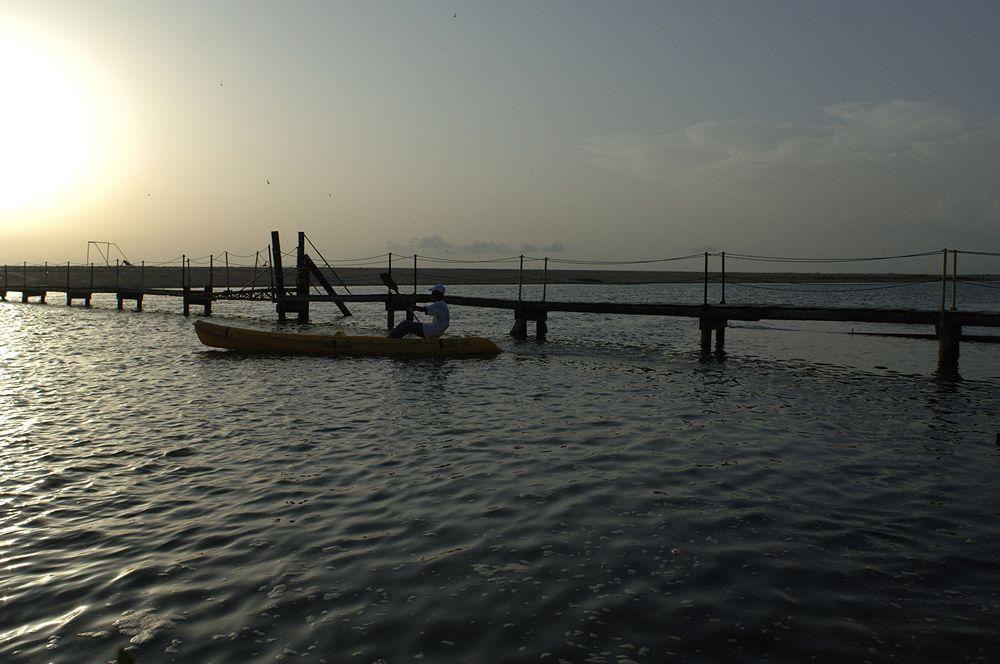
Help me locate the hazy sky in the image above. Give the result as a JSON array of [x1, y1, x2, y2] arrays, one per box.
[[1, 1, 999, 271]]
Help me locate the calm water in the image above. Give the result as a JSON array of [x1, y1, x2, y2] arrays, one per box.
[[2, 283, 999, 663]]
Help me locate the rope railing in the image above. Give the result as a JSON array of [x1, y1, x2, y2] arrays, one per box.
[[723, 250, 942, 263], [414, 254, 528, 264], [727, 280, 938, 294], [545, 253, 703, 265]]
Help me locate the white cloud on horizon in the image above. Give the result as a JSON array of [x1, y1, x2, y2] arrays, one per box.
[[582, 100, 1000, 248]]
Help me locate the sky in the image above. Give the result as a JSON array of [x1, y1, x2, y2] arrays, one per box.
[[1, 0, 999, 272]]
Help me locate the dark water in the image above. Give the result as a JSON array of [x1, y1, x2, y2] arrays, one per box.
[[2, 283, 999, 663]]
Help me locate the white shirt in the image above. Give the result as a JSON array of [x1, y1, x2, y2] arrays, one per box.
[[422, 300, 450, 337]]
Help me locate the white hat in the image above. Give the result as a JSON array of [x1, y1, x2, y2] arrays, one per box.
[[428, 284, 446, 294]]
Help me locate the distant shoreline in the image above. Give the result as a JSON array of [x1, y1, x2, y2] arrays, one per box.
[[2, 265, 997, 290]]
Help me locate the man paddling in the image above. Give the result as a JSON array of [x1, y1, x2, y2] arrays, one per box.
[[387, 284, 450, 339]]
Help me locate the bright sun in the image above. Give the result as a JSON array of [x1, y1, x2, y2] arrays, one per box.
[[0, 26, 107, 215]]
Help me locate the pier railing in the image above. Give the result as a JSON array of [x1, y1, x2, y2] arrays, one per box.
[[4, 245, 997, 309]]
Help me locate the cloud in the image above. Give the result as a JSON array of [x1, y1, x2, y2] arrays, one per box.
[[581, 100, 1000, 245], [386, 236, 566, 256]]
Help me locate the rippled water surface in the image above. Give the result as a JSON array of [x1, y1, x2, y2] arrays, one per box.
[[2, 284, 999, 663]]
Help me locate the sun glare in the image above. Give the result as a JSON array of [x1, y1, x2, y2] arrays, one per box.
[[0, 26, 111, 216]]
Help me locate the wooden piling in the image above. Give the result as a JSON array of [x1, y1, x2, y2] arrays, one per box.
[[700, 324, 711, 354], [950, 249, 957, 311], [703, 252, 709, 305], [715, 321, 726, 354], [720, 252, 726, 304], [936, 314, 962, 380], [271, 233, 285, 321], [510, 314, 528, 338], [386, 253, 395, 330], [542, 257, 548, 302], [407, 254, 416, 322], [295, 232, 309, 322], [518, 255, 524, 302], [182, 255, 190, 316], [699, 315, 726, 356], [940, 249, 947, 312]]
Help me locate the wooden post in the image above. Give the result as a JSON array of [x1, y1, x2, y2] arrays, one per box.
[[542, 257, 548, 302], [137, 260, 144, 311], [386, 253, 395, 331], [209, 254, 215, 292], [950, 250, 957, 311], [699, 315, 726, 356], [720, 252, 726, 304], [936, 314, 962, 380], [407, 254, 416, 322], [295, 231, 309, 322], [703, 252, 709, 305], [224, 251, 230, 291], [266, 245, 274, 296], [700, 320, 712, 355], [518, 255, 525, 302], [270, 232, 286, 322], [535, 309, 548, 341], [510, 309, 528, 338], [182, 254, 190, 316], [939, 248, 947, 312]]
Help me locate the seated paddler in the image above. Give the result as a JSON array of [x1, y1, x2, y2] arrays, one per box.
[[387, 284, 449, 339]]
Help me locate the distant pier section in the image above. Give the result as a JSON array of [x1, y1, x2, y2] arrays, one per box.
[[3, 231, 999, 379]]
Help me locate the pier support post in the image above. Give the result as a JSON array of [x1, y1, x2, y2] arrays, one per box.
[[700, 315, 727, 356], [536, 317, 548, 341], [510, 315, 528, 339], [296, 231, 309, 322], [510, 305, 546, 340], [715, 322, 726, 354], [270, 233, 286, 322], [935, 315, 962, 380]]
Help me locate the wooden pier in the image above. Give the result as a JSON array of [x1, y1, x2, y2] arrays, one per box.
[[3, 231, 999, 379]]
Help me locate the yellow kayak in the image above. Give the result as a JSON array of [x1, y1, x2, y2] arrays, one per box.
[[194, 320, 501, 357]]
